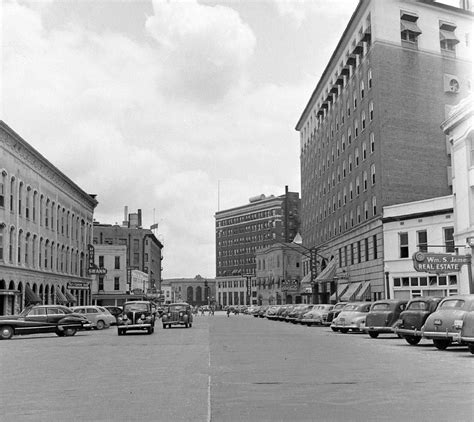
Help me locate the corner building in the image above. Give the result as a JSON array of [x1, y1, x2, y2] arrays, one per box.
[[296, 0, 472, 302]]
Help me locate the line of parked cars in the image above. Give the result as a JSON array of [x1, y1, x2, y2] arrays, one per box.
[[249, 294, 474, 355]]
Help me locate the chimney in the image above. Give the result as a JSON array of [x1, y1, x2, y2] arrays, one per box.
[[460, 0, 472, 10], [138, 209, 142, 228], [123, 206, 128, 227]]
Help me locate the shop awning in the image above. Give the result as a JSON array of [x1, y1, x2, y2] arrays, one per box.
[[300, 272, 311, 284], [330, 283, 349, 302], [339, 282, 362, 302], [64, 290, 77, 304], [25, 284, 41, 305], [55, 289, 68, 305], [400, 20, 422, 34], [316, 259, 337, 283], [355, 281, 371, 301], [439, 30, 459, 43]]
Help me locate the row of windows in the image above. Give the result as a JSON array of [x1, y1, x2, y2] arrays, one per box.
[[393, 274, 457, 288], [98, 276, 121, 291], [216, 209, 280, 227], [338, 234, 378, 268], [0, 172, 89, 242], [217, 221, 273, 237], [217, 257, 256, 268], [398, 227, 454, 258], [0, 226, 87, 277]]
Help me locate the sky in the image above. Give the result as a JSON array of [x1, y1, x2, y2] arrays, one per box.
[[2, 0, 363, 278]]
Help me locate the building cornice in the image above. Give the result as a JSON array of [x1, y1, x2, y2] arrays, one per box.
[[0, 120, 98, 210]]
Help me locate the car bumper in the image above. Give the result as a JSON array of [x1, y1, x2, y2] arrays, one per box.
[[422, 330, 461, 341], [331, 323, 361, 330], [393, 327, 422, 337], [363, 326, 393, 333], [82, 323, 93, 330], [117, 323, 152, 330]]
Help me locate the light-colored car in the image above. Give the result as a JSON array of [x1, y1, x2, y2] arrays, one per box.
[[71, 306, 116, 330], [331, 302, 372, 333], [301, 304, 334, 326]]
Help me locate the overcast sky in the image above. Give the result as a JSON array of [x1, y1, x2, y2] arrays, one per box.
[[3, 0, 362, 278]]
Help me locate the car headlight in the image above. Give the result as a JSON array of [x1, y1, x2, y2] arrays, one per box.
[[141, 314, 146, 320], [453, 320, 463, 330], [122, 314, 128, 320]]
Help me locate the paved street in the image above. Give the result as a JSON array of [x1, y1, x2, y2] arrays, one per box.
[[1, 312, 473, 422]]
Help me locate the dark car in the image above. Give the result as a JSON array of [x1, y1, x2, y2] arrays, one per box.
[[0, 305, 91, 340], [116, 301, 156, 335], [162, 303, 193, 328], [392, 297, 442, 345], [324, 302, 347, 326], [363, 299, 408, 338], [422, 294, 474, 350]]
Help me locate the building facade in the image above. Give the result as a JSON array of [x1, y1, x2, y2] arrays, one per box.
[[295, 0, 472, 302], [164, 275, 216, 307], [0, 121, 97, 315], [92, 207, 163, 297], [441, 94, 474, 293]]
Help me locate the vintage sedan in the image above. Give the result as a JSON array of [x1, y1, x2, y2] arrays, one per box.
[[301, 304, 334, 326], [330, 302, 372, 333], [392, 297, 442, 345], [422, 294, 474, 350], [117, 301, 156, 335], [72, 305, 116, 329], [363, 299, 408, 338], [457, 309, 474, 354], [287, 305, 314, 323], [324, 302, 347, 326], [0, 305, 91, 340], [162, 302, 193, 328]]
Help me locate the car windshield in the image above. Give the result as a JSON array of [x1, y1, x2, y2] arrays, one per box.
[[372, 303, 390, 311], [343, 304, 359, 311], [407, 301, 428, 311], [124, 303, 149, 312], [169, 305, 187, 311], [335, 303, 346, 310], [439, 299, 465, 310]]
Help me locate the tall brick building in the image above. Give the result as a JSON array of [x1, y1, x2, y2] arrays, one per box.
[[295, 0, 472, 302]]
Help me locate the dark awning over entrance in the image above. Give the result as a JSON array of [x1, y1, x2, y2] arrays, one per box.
[[316, 259, 336, 283], [55, 289, 68, 305], [64, 290, 77, 304], [25, 285, 41, 305]]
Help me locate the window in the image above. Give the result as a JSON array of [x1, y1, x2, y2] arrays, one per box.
[[372, 196, 377, 216], [356, 176, 360, 195], [0, 172, 5, 207], [347, 100, 351, 116], [10, 177, 15, 213], [355, 148, 360, 166], [360, 80, 365, 99], [354, 119, 359, 137], [373, 234, 377, 259], [353, 90, 357, 109], [417, 230, 428, 252], [349, 155, 353, 172], [114, 256, 120, 269], [368, 68, 372, 89], [364, 201, 368, 219], [133, 253, 139, 266], [99, 276, 104, 291], [25, 188, 30, 219], [361, 111, 366, 130], [362, 142, 367, 160], [471, 137, 474, 165], [399, 232, 409, 258], [444, 227, 455, 253], [342, 161, 346, 178], [348, 128, 352, 145], [365, 238, 369, 261], [350, 182, 354, 200], [351, 243, 355, 265], [369, 101, 374, 121], [370, 132, 375, 153], [99, 255, 104, 267], [363, 171, 368, 190], [371, 164, 376, 185], [357, 241, 361, 263], [439, 22, 459, 52], [0, 226, 3, 260], [114, 277, 120, 291], [18, 182, 23, 216], [400, 12, 421, 45], [343, 187, 347, 204], [350, 210, 354, 227]]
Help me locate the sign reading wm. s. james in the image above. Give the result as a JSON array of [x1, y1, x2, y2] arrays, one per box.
[[412, 252, 471, 274]]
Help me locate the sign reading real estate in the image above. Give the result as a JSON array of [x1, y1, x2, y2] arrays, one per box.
[[412, 252, 471, 274]]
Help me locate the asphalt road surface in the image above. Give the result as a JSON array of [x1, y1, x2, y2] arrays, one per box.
[[1, 311, 473, 422]]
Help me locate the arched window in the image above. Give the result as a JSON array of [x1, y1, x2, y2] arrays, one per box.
[[18, 182, 23, 216], [25, 232, 30, 266], [342, 161, 346, 178], [355, 148, 360, 166], [360, 80, 365, 99], [353, 90, 357, 109], [348, 128, 352, 145], [369, 101, 374, 121], [370, 132, 375, 153], [354, 119, 359, 138], [356, 176, 360, 195], [361, 111, 366, 130], [371, 164, 376, 185], [362, 142, 367, 160], [10, 177, 15, 213], [45, 199, 50, 228], [0, 224, 4, 260], [9, 227, 15, 262], [364, 201, 369, 219], [343, 186, 347, 204], [349, 155, 353, 172], [342, 135, 346, 151], [372, 196, 377, 216], [0, 171, 5, 208], [18, 229, 23, 264], [33, 191, 37, 222], [357, 206, 361, 223], [25, 187, 31, 219], [368, 68, 373, 89], [363, 171, 368, 191], [349, 182, 354, 200]]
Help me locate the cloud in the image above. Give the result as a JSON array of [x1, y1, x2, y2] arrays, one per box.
[[145, 0, 256, 103]]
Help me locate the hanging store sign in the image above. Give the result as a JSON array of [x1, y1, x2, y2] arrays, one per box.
[[67, 281, 90, 290], [412, 252, 471, 274], [88, 267, 107, 275], [281, 279, 299, 292]]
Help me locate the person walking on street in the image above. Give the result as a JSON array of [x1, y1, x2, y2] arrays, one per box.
[[226, 307, 231, 317]]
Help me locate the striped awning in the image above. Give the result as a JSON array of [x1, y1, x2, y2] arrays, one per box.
[[315, 259, 336, 283], [64, 290, 77, 304], [400, 20, 422, 34], [355, 281, 371, 301], [339, 282, 362, 302], [55, 289, 68, 305], [330, 283, 349, 302], [440, 30, 459, 44], [25, 284, 41, 305]]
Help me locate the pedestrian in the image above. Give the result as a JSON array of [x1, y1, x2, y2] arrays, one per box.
[[226, 307, 231, 317]]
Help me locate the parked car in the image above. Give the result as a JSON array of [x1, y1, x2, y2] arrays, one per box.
[[301, 304, 334, 326], [422, 294, 474, 350], [456, 308, 474, 354], [331, 302, 372, 333], [257, 305, 270, 318], [72, 306, 116, 330], [288, 305, 314, 323], [392, 297, 442, 345], [265, 306, 282, 320], [0, 305, 91, 339], [117, 301, 156, 335], [324, 302, 347, 326], [362, 299, 408, 338], [162, 302, 193, 328]]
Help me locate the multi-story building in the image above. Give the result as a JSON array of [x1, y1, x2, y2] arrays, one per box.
[[254, 244, 305, 306], [215, 186, 300, 308], [295, 0, 472, 302], [92, 207, 163, 296], [164, 275, 215, 307], [0, 121, 97, 315], [441, 94, 474, 293]]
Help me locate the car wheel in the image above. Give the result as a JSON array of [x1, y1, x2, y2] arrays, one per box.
[[330, 327, 338, 332], [96, 320, 105, 330], [340, 328, 349, 334], [63, 328, 77, 337], [185, 323, 189, 328], [55, 330, 65, 337], [117, 329, 124, 336], [433, 339, 450, 350], [162, 324, 167, 329], [147, 327, 153, 334], [369, 332, 379, 338], [468, 343, 474, 355], [0, 326, 14, 340], [189, 323, 192, 328], [405, 336, 421, 345]]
